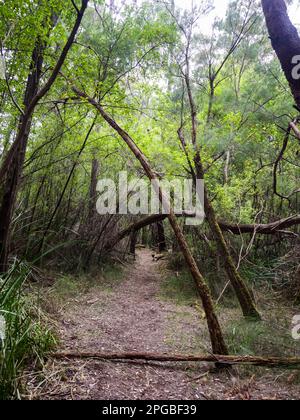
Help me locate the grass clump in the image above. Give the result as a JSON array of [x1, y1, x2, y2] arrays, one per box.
[[0, 260, 56, 400], [50, 273, 85, 301], [43, 262, 124, 310], [225, 318, 299, 358], [160, 271, 198, 306], [100, 263, 124, 289]]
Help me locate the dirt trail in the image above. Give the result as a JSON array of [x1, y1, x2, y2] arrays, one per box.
[[27, 250, 300, 400]]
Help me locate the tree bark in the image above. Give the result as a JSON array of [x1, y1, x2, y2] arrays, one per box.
[[203, 191, 261, 320], [224, 150, 230, 184], [156, 221, 167, 252], [53, 351, 300, 368], [73, 87, 229, 356], [89, 159, 100, 221], [261, 0, 300, 110], [0, 40, 46, 271], [130, 230, 138, 257]]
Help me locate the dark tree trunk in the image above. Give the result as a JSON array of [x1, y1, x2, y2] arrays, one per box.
[[156, 221, 167, 252], [89, 159, 100, 221], [130, 230, 138, 257], [261, 0, 300, 109], [0, 1, 88, 272], [0, 41, 45, 271]]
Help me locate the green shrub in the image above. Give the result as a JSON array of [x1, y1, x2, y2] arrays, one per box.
[[0, 260, 56, 400], [225, 318, 299, 358]]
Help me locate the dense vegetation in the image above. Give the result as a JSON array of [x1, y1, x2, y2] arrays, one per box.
[[0, 0, 299, 399]]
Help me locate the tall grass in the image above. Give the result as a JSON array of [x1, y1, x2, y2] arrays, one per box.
[[0, 260, 55, 400]]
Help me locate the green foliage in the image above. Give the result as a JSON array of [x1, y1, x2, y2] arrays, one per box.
[[0, 0, 299, 344], [0, 261, 56, 400], [49, 262, 123, 303], [2, 0, 296, 265], [0, 0, 299, 399], [225, 318, 299, 358], [101, 264, 123, 285]]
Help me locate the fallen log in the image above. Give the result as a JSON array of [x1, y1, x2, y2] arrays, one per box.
[[51, 352, 300, 368], [104, 214, 300, 252], [218, 216, 300, 235]]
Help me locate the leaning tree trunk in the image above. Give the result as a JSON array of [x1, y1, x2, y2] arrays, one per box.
[[193, 160, 261, 320], [261, 0, 300, 110], [184, 69, 261, 320], [203, 187, 261, 319], [73, 87, 229, 356]]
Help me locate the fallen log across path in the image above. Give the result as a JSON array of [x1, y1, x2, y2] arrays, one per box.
[[51, 352, 300, 368]]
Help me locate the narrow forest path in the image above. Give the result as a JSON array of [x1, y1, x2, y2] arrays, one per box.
[[27, 250, 300, 400]]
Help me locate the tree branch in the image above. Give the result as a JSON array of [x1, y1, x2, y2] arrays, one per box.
[[0, 0, 89, 184], [52, 351, 300, 368], [104, 214, 300, 252]]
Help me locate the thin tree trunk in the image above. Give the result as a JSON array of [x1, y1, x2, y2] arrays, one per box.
[[203, 189, 260, 319], [84, 215, 115, 269], [130, 230, 138, 257], [156, 221, 167, 252], [89, 158, 100, 221], [73, 87, 229, 356], [39, 117, 96, 255], [207, 76, 215, 123], [224, 150, 230, 185]]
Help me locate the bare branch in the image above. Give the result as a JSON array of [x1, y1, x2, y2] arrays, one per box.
[[71, 0, 80, 14]]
